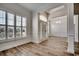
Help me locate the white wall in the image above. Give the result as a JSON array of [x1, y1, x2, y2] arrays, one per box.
[[50, 16, 67, 37], [0, 3, 32, 51]]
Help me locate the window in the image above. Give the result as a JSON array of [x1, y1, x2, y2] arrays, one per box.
[[16, 15, 21, 37], [8, 13, 14, 25], [0, 10, 5, 24], [7, 27, 14, 38], [0, 10, 6, 40], [22, 17, 27, 37], [16, 16, 21, 26], [22, 27, 26, 37], [7, 13, 14, 39], [16, 27, 21, 37], [0, 10, 27, 41], [0, 26, 5, 40], [22, 17, 26, 26]]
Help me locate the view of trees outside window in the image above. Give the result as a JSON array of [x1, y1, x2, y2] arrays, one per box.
[[0, 10, 6, 40], [0, 26, 5, 40], [22, 27, 26, 37], [0, 10, 27, 40], [7, 13, 14, 39], [22, 17, 26, 37], [7, 26, 14, 39], [16, 27, 21, 37], [16, 16, 21, 37]]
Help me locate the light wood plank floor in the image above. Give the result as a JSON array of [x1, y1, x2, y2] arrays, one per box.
[[0, 37, 73, 56]]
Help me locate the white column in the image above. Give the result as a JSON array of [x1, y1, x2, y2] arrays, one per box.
[[46, 22, 48, 37], [67, 3, 75, 54], [32, 12, 39, 43], [49, 20, 52, 36], [74, 15, 78, 42]]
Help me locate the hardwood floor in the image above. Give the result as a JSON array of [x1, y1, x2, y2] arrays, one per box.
[[0, 37, 73, 56], [75, 42, 79, 56]]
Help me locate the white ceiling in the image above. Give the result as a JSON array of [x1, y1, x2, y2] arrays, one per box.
[[18, 3, 64, 12]]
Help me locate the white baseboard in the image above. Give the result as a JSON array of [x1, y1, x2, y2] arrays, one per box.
[[0, 39, 31, 51]]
